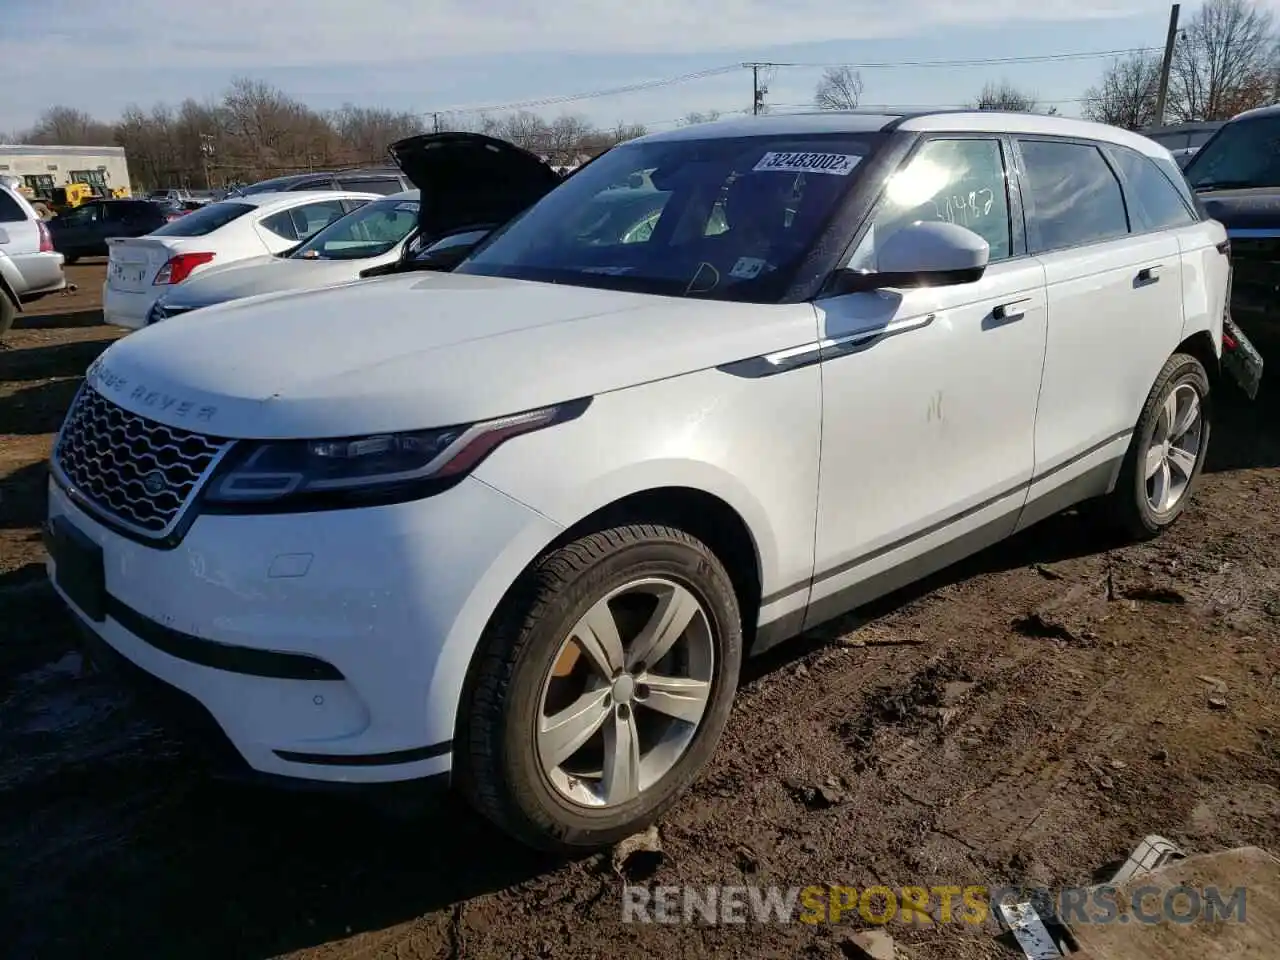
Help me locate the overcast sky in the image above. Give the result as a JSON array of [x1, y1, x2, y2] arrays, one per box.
[[1, 0, 1270, 134]]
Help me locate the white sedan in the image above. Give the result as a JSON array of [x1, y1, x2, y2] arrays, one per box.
[[102, 190, 378, 329]]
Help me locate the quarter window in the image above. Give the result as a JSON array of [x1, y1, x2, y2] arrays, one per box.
[[1018, 140, 1129, 253], [1110, 147, 1196, 231], [849, 138, 1013, 271]]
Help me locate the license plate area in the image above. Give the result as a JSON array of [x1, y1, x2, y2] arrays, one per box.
[[1224, 313, 1264, 400], [109, 263, 147, 287], [45, 517, 106, 622]]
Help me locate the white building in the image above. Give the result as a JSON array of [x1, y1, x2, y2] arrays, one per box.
[[0, 144, 132, 200]]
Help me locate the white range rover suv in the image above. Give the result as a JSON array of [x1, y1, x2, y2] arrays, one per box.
[[47, 115, 1235, 851]]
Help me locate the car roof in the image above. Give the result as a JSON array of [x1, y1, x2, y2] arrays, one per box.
[[1226, 102, 1280, 122], [376, 189, 420, 201], [214, 190, 381, 210], [633, 109, 1176, 160], [247, 168, 404, 188]]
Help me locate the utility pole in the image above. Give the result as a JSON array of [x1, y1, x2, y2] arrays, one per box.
[[744, 62, 769, 115], [1154, 3, 1181, 126], [199, 133, 215, 190]]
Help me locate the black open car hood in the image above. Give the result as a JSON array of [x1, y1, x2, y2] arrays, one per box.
[[388, 132, 563, 241]]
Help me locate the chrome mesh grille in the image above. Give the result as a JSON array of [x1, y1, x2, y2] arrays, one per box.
[[53, 387, 230, 536]]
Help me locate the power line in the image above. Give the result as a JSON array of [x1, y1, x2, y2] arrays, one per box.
[[744, 45, 1164, 70], [426, 64, 741, 116], [427, 44, 1161, 119]]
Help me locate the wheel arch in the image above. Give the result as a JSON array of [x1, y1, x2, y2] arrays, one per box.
[[1174, 329, 1220, 391], [448, 484, 768, 753], [0, 261, 23, 314], [539, 486, 765, 644]]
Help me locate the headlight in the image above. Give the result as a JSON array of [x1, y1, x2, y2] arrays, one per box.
[[203, 399, 589, 508]]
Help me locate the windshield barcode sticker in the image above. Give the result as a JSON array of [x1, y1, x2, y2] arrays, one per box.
[[752, 152, 861, 175]]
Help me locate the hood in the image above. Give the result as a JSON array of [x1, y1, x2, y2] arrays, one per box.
[[158, 255, 375, 311], [84, 273, 815, 439], [387, 132, 564, 241], [1196, 187, 1280, 232]]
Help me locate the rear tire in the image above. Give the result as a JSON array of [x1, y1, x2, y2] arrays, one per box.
[[1105, 352, 1210, 540], [0, 293, 15, 340], [455, 524, 742, 853]]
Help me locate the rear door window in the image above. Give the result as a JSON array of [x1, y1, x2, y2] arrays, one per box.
[[152, 201, 256, 237], [1017, 139, 1129, 253], [0, 189, 26, 223], [261, 200, 350, 242]]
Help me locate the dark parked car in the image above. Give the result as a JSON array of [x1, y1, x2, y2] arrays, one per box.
[[47, 199, 172, 263], [1177, 107, 1273, 390], [232, 166, 412, 197]]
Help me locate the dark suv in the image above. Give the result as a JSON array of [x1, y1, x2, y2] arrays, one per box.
[[46, 199, 172, 263], [233, 167, 412, 197], [1183, 105, 1280, 342]]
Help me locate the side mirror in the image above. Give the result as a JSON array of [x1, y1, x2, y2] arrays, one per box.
[[832, 221, 990, 295]]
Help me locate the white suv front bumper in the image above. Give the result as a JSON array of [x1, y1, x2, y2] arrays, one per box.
[[46, 474, 561, 784]]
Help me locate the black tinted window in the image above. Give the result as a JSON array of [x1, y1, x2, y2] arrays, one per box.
[[1019, 140, 1128, 252], [1111, 147, 1196, 231], [337, 177, 403, 195], [1184, 116, 1280, 190], [0, 189, 25, 223], [106, 201, 155, 222], [151, 201, 255, 237]]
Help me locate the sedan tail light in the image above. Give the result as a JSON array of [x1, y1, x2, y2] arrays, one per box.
[[154, 252, 215, 285], [37, 220, 54, 253]]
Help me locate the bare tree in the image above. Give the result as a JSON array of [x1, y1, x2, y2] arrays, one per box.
[[1082, 53, 1163, 129], [545, 115, 596, 163], [1170, 0, 1280, 121], [5, 79, 652, 190], [332, 105, 423, 164], [967, 81, 1046, 113], [496, 110, 549, 153], [814, 66, 864, 111], [20, 106, 116, 146], [678, 110, 722, 126], [611, 122, 648, 144]]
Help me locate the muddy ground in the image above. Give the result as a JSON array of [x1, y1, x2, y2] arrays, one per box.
[[1, 263, 1277, 959]]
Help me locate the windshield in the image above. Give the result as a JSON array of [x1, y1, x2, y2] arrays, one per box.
[[455, 133, 882, 302], [1184, 116, 1280, 190], [150, 200, 255, 237], [291, 196, 419, 260]]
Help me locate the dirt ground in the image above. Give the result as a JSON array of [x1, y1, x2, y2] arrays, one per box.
[[1, 262, 1277, 960]]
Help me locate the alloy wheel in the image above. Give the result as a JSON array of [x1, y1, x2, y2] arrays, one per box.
[[536, 577, 715, 808], [1145, 382, 1204, 514]]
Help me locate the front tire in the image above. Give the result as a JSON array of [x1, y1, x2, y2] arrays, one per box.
[[456, 524, 742, 853], [1106, 352, 1211, 540]]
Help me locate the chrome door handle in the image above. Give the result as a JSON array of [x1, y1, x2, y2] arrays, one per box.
[[991, 298, 1032, 323]]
